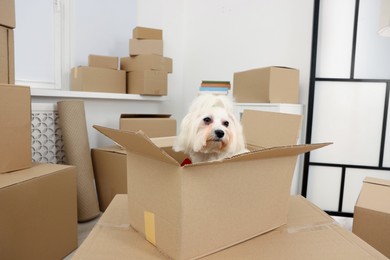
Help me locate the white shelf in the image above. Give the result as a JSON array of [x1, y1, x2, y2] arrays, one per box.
[[30, 88, 166, 101]]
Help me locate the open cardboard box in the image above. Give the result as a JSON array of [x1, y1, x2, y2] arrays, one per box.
[[94, 110, 330, 260]]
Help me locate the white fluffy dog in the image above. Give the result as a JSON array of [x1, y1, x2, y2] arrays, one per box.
[[173, 94, 249, 163]]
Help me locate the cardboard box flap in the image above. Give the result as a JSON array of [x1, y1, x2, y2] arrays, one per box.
[[356, 177, 390, 213], [94, 125, 179, 166], [227, 143, 332, 163], [241, 110, 302, 147], [120, 114, 172, 119], [363, 177, 390, 187]]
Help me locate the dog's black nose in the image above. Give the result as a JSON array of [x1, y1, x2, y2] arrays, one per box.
[[215, 130, 225, 138]]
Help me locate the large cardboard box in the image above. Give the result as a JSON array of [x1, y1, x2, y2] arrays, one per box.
[[93, 110, 330, 260], [126, 70, 167, 96], [133, 26, 163, 40], [120, 114, 176, 137], [70, 66, 126, 93], [0, 26, 14, 84], [233, 66, 299, 103], [88, 54, 119, 70], [352, 177, 390, 258], [129, 39, 163, 56], [0, 84, 32, 174], [72, 194, 388, 260], [0, 0, 16, 28], [120, 54, 172, 73], [91, 145, 127, 212], [0, 163, 78, 259]]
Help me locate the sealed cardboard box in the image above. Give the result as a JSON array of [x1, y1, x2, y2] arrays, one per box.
[[126, 70, 167, 96], [0, 163, 78, 259], [72, 194, 387, 260], [129, 39, 163, 56], [70, 66, 126, 93], [91, 145, 127, 212], [119, 114, 176, 137], [0, 84, 32, 174], [120, 54, 172, 73], [0, 26, 14, 84], [233, 66, 299, 103], [353, 177, 390, 258], [133, 26, 163, 40], [0, 0, 16, 28], [93, 110, 330, 260], [88, 54, 119, 70]]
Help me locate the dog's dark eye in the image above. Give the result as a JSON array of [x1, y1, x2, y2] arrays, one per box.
[[223, 121, 229, 127], [203, 117, 212, 124]]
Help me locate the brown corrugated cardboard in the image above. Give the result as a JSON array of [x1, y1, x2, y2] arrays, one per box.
[[93, 109, 330, 260], [0, 0, 16, 28], [133, 26, 163, 40], [72, 194, 388, 260], [353, 177, 390, 258], [0, 84, 32, 174], [120, 54, 172, 73], [0, 26, 14, 84], [0, 163, 78, 259], [88, 54, 119, 70], [126, 70, 167, 96], [233, 66, 299, 103], [129, 39, 163, 56], [70, 66, 126, 93], [119, 114, 176, 137], [91, 145, 127, 212]]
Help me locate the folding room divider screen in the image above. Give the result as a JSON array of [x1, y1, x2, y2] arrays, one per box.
[[302, 0, 390, 217]]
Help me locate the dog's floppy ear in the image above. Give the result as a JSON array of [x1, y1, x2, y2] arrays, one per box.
[[173, 111, 197, 154], [228, 111, 247, 153]]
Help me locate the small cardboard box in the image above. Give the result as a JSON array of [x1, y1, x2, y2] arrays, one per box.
[[133, 26, 163, 40], [0, 26, 14, 84], [120, 54, 172, 73], [352, 177, 390, 258], [70, 66, 126, 93], [0, 163, 78, 259], [0, 84, 32, 174], [129, 39, 163, 56], [0, 0, 16, 28], [93, 110, 330, 260], [120, 114, 176, 138], [233, 66, 299, 103], [72, 194, 387, 260], [126, 70, 167, 96], [91, 145, 127, 212], [88, 54, 119, 70]]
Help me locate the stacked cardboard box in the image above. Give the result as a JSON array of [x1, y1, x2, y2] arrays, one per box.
[[70, 54, 126, 93], [0, 84, 78, 259], [0, 0, 15, 84], [120, 27, 173, 96], [92, 114, 177, 211]]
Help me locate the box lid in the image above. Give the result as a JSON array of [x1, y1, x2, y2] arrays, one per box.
[[355, 177, 390, 213], [94, 125, 330, 167], [241, 110, 302, 147]]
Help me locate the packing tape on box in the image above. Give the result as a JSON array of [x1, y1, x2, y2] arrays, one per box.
[[58, 100, 100, 222], [285, 221, 338, 234], [144, 211, 156, 245]]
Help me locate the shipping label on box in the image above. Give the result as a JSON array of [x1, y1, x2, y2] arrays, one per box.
[[93, 109, 330, 260], [88, 54, 119, 70], [133, 26, 163, 40], [126, 70, 167, 96], [120, 54, 172, 73], [233, 66, 299, 103], [119, 114, 176, 138], [129, 39, 163, 56], [0, 84, 32, 174], [353, 177, 390, 258], [70, 66, 126, 93]]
